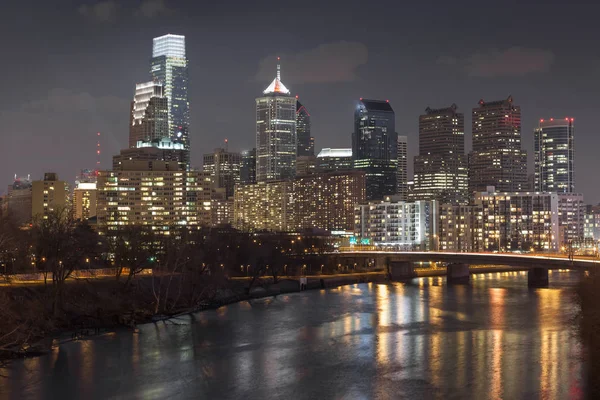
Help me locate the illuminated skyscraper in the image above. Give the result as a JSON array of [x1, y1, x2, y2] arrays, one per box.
[[534, 118, 575, 193], [352, 99, 397, 200], [413, 105, 468, 204], [203, 148, 241, 198], [316, 148, 353, 172], [128, 81, 168, 149], [296, 100, 314, 157], [240, 149, 257, 184], [397, 136, 408, 200], [256, 61, 297, 182], [469, 96, 527, 193], [151, 34, 189, 153]]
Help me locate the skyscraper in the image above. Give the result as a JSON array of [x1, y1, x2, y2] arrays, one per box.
[[534, 118, 575, 193], [413, 104, 468, 204], [203, 148, 241, 198], [256, 61, 296, 182], [296, 99, 314, 157], [151, 34, 189, 152], [129, 81, 168, 148], [32, 173, 68, 220], [352, 99, 397, 200], [397, 136, 408, 200], [240, 149, 257, 184], [316, 148, 353, 172], [469, 96, 527, 193]]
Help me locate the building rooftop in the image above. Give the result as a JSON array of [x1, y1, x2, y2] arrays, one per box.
[[359, 99, 394, 112], [317, 148, 352, 158]]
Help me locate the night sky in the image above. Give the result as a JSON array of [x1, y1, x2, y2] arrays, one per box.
[[2, 0, 599, 202]]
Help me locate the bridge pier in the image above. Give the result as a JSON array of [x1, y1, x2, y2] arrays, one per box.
[[447, 263, 470, 284], [528, 267, 549, 288], [389, 261, 416, 281]]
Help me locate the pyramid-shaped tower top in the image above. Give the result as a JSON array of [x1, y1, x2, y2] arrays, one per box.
[[263, 57, 290, 95]]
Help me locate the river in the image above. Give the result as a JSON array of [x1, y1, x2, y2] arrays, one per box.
[[0, 270, 586, 399]]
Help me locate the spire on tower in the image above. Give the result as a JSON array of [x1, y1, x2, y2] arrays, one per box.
[[277, 56, 281, 81]]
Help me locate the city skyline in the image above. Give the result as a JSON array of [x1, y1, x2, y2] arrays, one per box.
[[2, 1, 600, 202]]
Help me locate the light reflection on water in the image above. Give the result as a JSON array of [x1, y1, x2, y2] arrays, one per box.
[[0, 271, 585, 400]]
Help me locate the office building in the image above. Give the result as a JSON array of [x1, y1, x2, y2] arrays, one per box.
[[151, 34, 189, 152], [211, 188, 234, 227], [469, 96, 527, 193], [296, 99, 314, 157], [472, 187, 559, 252], [203, 148, 241, 198], [113, 138, 188, 171], [73, 182, 97, 222], [129, 82, 168, 149], [413, 104, 468, 204], [234, 180, 294, 232], [256, 62, 297, 182], [353, 99, 397, 200], [97, 162, 211, 234], [316, 148, 353, 172], [6, 176, 32, 225], [438, 204, 475, 252], [32, 173, 69, 220], [354, 198, 437, 250], [397, 136, 408, 200], [294, 171, 365, 232], [584, 204, 600, 240], [557, 193, 585, 246], [534, 118, 575, 193], [296, 156, 316, 176], [240, 149, 257, 184]]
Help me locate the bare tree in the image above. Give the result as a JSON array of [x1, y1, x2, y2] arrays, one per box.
[[108, 226, 157, 287]]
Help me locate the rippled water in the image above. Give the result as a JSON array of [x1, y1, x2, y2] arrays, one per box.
[[1, 271, 586, 399]]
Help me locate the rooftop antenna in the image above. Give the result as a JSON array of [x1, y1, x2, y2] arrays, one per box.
[[96, 132, 101, 173], [224, 138, 229, 152], [277, 56, 281, 81]]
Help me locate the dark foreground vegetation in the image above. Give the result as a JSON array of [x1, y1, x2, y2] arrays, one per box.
[[577, 270, 600, 398], [0, 207, 370, 366]]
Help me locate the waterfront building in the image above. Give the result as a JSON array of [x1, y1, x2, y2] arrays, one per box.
[[296, 99, 314, 157], [316, 148, 353, 172], [438, 204, 475, 252], [472, 187, 559, 252], [240, 149, 257, 184], [6, 176, 32, 225], [32, 173, 69, 220], [397, 136, 408, 201], [534, 118, 575, 193], [128, 82, 168, 149], [203, 148, 241, 198], [584, 204, 600, 240], [256, 62, 296, 182], [294, 171, 365, 232], [151, 34, 189, 153], [557, 193, 585, 246], [354, 198, 438, 250], [469, 96, 527, 193], [413, 104, 468, 204], [352, 99, 398, 200], [233, 180, 294, 232]]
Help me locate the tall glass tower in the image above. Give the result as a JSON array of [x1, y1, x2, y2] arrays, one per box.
[[255, 61, 297, 182], [534, 118, 575, 193], [151, 34, 190, 153], [352, 99, 398, 200], [296, 99, 314, 157]]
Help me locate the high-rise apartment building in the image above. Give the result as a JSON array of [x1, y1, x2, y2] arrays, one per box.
[[203, 148, 241, 198], [469, 96, 527, 193], [256, 62, 296, 182], [413, 105, 468, 204], [211, 188, 234, 227], [352, 99, 397, 200], [6, 176, 32, 225], [534, 118, 575, 193], [397, 136, 408, 201], [294, 171, 365, 232], [73, 182, 97, 222], [151, 34, 189, 152], [113, 138, 188, 171], [438, 204, 475, 252], [296, 99, 314, 157], [32, 173, 69, 220], [557, 193, 585, 246], [240, 149, 257, 185], [129, 82, 168, 149], [234, 180, 294, 232], [354, 198, 438, 250], [316, 148, 353, 172]]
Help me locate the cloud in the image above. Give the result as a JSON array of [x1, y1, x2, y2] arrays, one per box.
[[21, 88, 128, 115], [78, 1, 119, 23], [438, 47, 555, 78], [255, 41, 368, 84], [134, 0, 175, 18]]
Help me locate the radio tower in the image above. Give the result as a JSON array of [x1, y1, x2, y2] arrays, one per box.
[[95, 132, 101, 176]]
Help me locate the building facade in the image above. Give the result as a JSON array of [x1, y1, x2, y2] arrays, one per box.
[[211, 188, 234, 227], [316, 148, 353, 172], [256, 63, 296, 182], [534, 118, 575, 193], [397, 136, 408, 200], [151, 34, 190, 152], [202, 148, 241, 198], [113, 139, 188, 171], [413, 105, 468, 205], [233, 180, 294, 232], [73, 182, 97, 221], [354, 198, 438, 250], [557, 193, 585, 246], [6, 176, 32, 225], [438, 205, 475, 252], [296, 100, 314, 157], [584, 204, 600, 240], [32, 173, 69, 220], [469, 96, 527, 193], [240, 149, 257, 184], [353, 99, 398, 200], [129, 82, 168, 149]]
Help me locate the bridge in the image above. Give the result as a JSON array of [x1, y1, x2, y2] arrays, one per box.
[[333, 251, 598, 287]]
